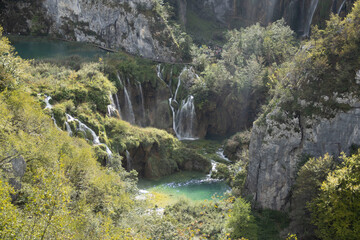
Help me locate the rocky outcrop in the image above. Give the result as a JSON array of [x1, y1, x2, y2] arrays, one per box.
[[126, 144, 211, 179], [1, 0, 178, 61], [246, 96, 360, 210], [4, 155, 27, 191]]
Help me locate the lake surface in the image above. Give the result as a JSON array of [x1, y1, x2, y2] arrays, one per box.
[[8, 35, 107, 60], [138, 171, 230, 201]]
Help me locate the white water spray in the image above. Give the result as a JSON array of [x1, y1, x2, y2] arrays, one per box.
[[303, 0, 319, 37], [107, 94, 118, 117], [137, 82, 146, 125], [338, 0, 347, 15], [125, 150, 132, 171], [123, 80, 136, 124], [44, 95, 61, 130], [168, 67, 198, 140], [66, 114, 112, 158]]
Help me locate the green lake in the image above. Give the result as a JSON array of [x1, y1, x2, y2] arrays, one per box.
[[138, 170, 230, 201], [8, 35, 107, 60]]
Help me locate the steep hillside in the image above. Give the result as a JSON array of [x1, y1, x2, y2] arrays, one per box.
[[245, 1, 360, 210]]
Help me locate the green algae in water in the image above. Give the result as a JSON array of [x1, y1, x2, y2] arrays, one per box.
[[8, 35, 107, 60], [138, 171, 230, 201]]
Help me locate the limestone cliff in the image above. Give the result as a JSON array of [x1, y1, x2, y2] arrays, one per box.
[[169, 0, 355, 36], [246, 93, 360, 210], [1, 0, 178, 61]]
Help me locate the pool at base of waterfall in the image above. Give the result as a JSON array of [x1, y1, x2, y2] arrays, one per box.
[[137, 171, 230, 202]]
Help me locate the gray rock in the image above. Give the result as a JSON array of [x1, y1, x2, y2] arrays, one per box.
[[246, 104, 360, 210], [8, 155, 26, 190], [42, 0, 177, 61]]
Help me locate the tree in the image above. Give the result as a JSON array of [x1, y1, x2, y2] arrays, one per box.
[[289, 154, 336, 239], [310, 153, 360, 240], [227, 197, 258, 240]]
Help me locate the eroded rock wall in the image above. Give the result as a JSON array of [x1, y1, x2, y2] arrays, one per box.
[[1, 0, 178, 61], [246, 99, 360, 210]]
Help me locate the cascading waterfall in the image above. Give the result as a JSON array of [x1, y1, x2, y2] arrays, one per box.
[[114, 93, 122, 118], [216, 148, 232, 163], [107, 94, 118, 117], [125, 150, 132, 171], [66, 114, 112, 157], [44, 95, 61, 130], [303, 0, 319, 37], [137, 82, 146, 125], [175, 95, 198, 140], [167, 67, 198, 140], [123, 80, 136, 124], [338, 0, 347, 15], [65, 122, 73, 136]]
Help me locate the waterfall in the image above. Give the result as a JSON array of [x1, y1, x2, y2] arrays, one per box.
[[175, 95, 198, 140], [44, 95, 53, 109], [157, 64, 165, 83], [66, 114, 112, 158], [125, 150, 132, 171], [338, 0, 346, 15], [137, 82, 146, 124], [65, 122, 73, 136], [123, 80, 136, 124], [303, 0, 319, 37], [44, 95, 61, 130], [266, 0, 278, 23], [168, 67, 198, 140], [107, 94, 118, 117], [216, 148, 232, 163], [114, 93, 122, 118]]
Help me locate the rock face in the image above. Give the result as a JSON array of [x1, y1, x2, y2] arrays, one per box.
[[169, 0, 355, 35], [7, 156, 27, 191], [1, 0, 178, 61], [246, 101, 360, 210]]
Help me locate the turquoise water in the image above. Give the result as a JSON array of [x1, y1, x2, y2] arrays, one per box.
[[138, 171, 230, 201], [8, 35, 107, 60]]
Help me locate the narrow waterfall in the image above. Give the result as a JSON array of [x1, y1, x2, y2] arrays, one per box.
[[65, 122, 73, 136], [44, 95, 61, 130], [107, 94, 118, 117], [66, 114, 112, 158], [175, 95, 198, 140], [168, 67, 198, 140], [123, 80, 136, 124], [44, 95, 53, 109], [137, 82, 146, 124], [338, 0, 347, 15], [157, 64, 165, 84], [266, 0, 278, 23], [303, 0, 319, 37], [125, 150, 132, 171], [114, 93, 122, 118]]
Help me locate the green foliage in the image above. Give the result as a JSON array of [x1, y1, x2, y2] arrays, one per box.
[[310, 152, 360, 240], [254, 209, 289, 240], [289, 154, 336, 239], [191, 20, 297, 124], [266, 2, 360, 119], [227, 198, 258, 240]]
